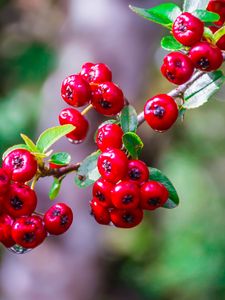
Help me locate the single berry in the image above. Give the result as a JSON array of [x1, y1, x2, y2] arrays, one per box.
[[172, 12, 204, 46], [207, 0, 225, 26], [61, 74, 91, 107], [110, 208, 143, 228], [11, 215, 47, 249], [189, 41, 223, 71], [0, 168, 11, 195], [91, 82, 124, 116], [144, 94, 178, 131], [0, 214, 15, 248], [161, 52, 194, 85], [3, 149, 37, 183], [97, 148, 128, 183], [90, 199, 111, 225], [140, 180, 168, 210], [44, 203, 73, 235], [80, 62, 112, 83], [111, 181, 140, 209], [127, 160, 149, 185], [96, 123, 123, 151], [4, 182, 37, 218], [59, 107, 89, 143], [92, 178, 114, 208]]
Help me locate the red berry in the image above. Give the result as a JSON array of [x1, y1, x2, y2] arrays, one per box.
[[0, 214, 15, 248], [80, 62, 112, 83], [44, 203, 73, 235], [127, 160, 149, 185], [12, 215, 46, 249], [96, 123, 123, 151], [207, 0, 225, 26], [91, 82, 124, 116], [144, 94, 178, 131], [189, 41, 223, 71], [110, 208, 143, 228], [3, 149, 37, 183], [161, 52, 194, 85], [92, 178, 114, 208], [97, 148, 128, 183], [61, 74, 91, 107], [90, 199, 110, 225], [172, 12, 204, 46], [49, 162, 67, 169], [140, 180, 168, 210], [4, 183, 37, 218], [111, 181, 140, 209], [0, 168, 11, 195], [59, 107, 89, 143]]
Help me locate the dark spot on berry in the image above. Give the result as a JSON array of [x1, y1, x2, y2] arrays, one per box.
[[0, 175, 6, 182], [175, 60, 182, 67], [10, 196, 23, 210], [148, 197, 160, 206], [23, 232, 35, 243], [178, 22, 187, 32], [166, 71, 175, 81], [122, 213, 134, 223], [25, 220, 33, 225], [129, 168, 141, 180], [66, 86, 73, 100], [153, 106, 165, 118], [99, 99, 112, 109], [122, 194, 133, 204], [60, 215, 68, 226], [197, 57, 210, 70], [12, 156, 24, 169], [96, 191, 105, 201], [52, 209, 61, 217], [97, 132, 103, 142], [102, 159, 112, 173]]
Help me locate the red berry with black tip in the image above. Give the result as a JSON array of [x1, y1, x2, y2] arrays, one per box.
[[3, 149, 37, 183], [140, 180, 168, 210], [92, 178, 114, 208], [189, 42, 223, 71], [91, 82, 124, 116], [111, 181, 140, 209], [81, 62, 112, 83], [90, 198, 110, 225], [61, 74, 91, 107], [12, 215, 46, 249], [144, 94, 178, 131], [96, 123, 123, 151], [44, 203, 73, 235], [172, 12, 204, 46], [161, 52, 194, 85], [127, 160, 149, 185], [59, 107, 89, 143], [97, 148, 128, 183], [0, 168, 11, 195], [110, 208, 143, 228], [0, 214, 15, 248], [207, 0, 225, 26]]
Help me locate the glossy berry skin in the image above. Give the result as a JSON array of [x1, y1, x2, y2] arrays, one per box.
[[110, 208, 143, 229], [161, 52, 194, 85], [140, 180, 168, 210], [11, 215, 47, 249], [97, 148, 128, 183], [4, 183, 37, 218], [144, 94, 178, 132], [172, 12, 204, 46], [3, 149, 37, 183], [96, 123, 123, 151], [61, 74, 91, 107], [0, 168, 11, 196], [59, 107, 89, 143], [91, 82, 124, 116], [44, 203, 73, 235], [207, 0, 225, 26], [80, 62, 112, 83], [90, 199, 110, 225], [111, 181, 140, 209], [0, 214, 15, 248], [92, 178, 114, 208], [189, 42, 223, 71], [127, 160, 149, 185]]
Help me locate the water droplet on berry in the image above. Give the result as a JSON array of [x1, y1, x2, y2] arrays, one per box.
[[8, 244, 32, 255]]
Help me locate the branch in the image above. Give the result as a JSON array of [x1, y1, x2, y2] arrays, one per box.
[[39, 163, 80, 178]]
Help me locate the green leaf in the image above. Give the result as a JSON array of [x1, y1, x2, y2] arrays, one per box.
[[183, 71, 225, 109], [193, 10, 220, 22], [129, 3, 182, 28], [49, 177, 62, 200], [122, 132, 144, 159], [149, 167, 179, 209], [120, 105, 138, 133], [50, 152, 71, 166], [36, 124, 75, 153], [161, 35, 183, 51], [203, 27, 215, 42], [20, 133, 39, 152], [183, 0, 209, 12], [213, 25, 225, 43], [2, 144, 29, 160], [74, 151, 101, 188]]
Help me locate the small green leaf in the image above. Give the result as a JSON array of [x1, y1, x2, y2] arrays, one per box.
[[2, 144, 29, 160], [183, 0, 209, 12], [161, 35, 183, 51], [193, 10, 220, 22], [36, 124, 75, 153], [149, 167, 179, 208], [120, 105, 138, 133], [50, 152, 71, 166], [94, 119, 118, 141], [122, 132, 144, 159], [129, 3, 181, 28], [49, 177, 62, 200], [203, 27, 215, 42], [74, 151, 101, 188], [213, 25, 225, 43], [20, 134, 39, 152]]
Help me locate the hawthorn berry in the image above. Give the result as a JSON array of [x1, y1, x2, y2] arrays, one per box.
[[97, 148, 128, 183], [59, 107, 89, 143], [140, 180, 168, 210], [92, 178, 114, 208], [144, 94, 178, 131], [0, 214, 15, 248], [3, 149, 37, 183], [90, 198, 111, 225], [44, 203, 73, 235], [111, 181, 140, 209], [61, 74, 91, 107], [161, 52, 194, 85], [80, 62, 112, 83], [0, 168, 11, 195], [127, 160, 149, 185], [110, 208, 143, 228], [189, 42, 223, 71], [207, 0, 225, 26], [95, 123, 123, 151]]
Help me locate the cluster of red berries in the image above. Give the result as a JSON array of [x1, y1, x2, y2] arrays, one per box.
[[0, 149, 73, 250], [89, 123, 169, 228], [59, 63, 125, 144]]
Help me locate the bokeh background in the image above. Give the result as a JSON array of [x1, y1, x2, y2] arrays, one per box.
[[0, 0, 225, 299]]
